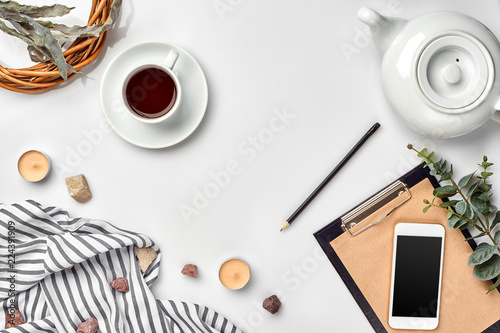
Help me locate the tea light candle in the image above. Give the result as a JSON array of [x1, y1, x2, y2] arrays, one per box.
[[219, 258, 251, 290], [18, 150, 51, 182]]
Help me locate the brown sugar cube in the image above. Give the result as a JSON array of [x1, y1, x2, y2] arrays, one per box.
[[181, 264, 198, 278], [110, 277, 129, 292], [65, 174, 92, 203], [76, 318, 99, 333], [6, 309, 24, 328], [134, 246, 158, 272], [262, 295, 281, 314]]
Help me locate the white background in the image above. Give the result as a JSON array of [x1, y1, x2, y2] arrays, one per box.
[[2, 0, 500, 332]]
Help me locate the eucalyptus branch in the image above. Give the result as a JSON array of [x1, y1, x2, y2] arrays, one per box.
[[408, 145, 469, 203], [408, 144, 500, 294], [425, 200, 486, 233]]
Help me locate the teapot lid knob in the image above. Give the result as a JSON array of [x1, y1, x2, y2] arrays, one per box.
[[417, 33, 493, 112], [442, 64, 462, 84]]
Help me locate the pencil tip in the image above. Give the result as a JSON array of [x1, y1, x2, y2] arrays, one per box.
[[280, 221, 290, 232]]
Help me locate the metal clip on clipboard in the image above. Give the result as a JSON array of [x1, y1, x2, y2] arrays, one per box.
[[341, 180, 412, 237]]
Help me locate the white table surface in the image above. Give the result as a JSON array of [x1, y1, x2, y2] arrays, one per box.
[[2, 0, 500, 332]]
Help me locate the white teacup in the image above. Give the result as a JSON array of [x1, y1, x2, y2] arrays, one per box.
[[122, 49, 182, 124]]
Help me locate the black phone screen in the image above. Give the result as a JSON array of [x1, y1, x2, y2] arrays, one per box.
[[392, 235, 443, 318]]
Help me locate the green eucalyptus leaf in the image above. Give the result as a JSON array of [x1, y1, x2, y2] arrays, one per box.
[[455, 201, 467, 215], [489, 204, 498, 215], [471, 193, 483, 210], [478, 207, 490, 215], [464, 203, 475, 220], [478, 183, 492, 193], [466, 181, 481, 197], [469, 243, 498, 266], [434, 158, 444, 169], [482, 161, 494, 169], [439, 171, 453, 181], [474, 202, 489, 215], [423, 204, 432, 213], [478, 192, 491, 202], [487, 278, 500, 294], [430, 169, 437, 176], [447, 164, 454, 178], [481, 171, 494, 179], [457, 219, 469, 230], [424, 152, 434, 167], [419, 148, 428, 158], [491, 212, 500, 229], [473, 254, 500, 281], [459, 172, 475, 188], [494, 230, 500, 245], [425, 152, 435, 167], [447, 215, 460, 228], [433, 185, 459, 198], [435, 160, 447, 176], [439, 200, 460, 208], [0, 1, 74, 18], [446, 211, 453, 219]]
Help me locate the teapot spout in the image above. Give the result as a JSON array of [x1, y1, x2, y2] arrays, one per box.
[[357, 7, 408, 54]]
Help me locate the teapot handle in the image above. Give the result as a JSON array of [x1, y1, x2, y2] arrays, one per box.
[[492, 98, 500, 123], [492, 111, 500, 123]]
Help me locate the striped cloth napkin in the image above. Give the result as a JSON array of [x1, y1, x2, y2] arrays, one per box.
[[0, 200, 242, 333]]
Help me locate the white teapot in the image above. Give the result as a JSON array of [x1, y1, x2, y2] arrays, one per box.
[[358, 7, 500, 138]]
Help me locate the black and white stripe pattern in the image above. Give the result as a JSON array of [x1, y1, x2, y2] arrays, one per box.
[[1, 200, 242, 333]]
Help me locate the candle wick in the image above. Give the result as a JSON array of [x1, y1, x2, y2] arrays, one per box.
[[233, 272, 237, 279], [33, 162, 39, 167]]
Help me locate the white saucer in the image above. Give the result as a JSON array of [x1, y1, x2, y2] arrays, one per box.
[[100, 41, 208, 149]]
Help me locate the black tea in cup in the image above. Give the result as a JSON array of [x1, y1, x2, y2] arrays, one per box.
[[125, 67, 177, 119]]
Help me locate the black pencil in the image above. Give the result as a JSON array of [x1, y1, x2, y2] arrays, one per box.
[[280, 122, 381, 231]]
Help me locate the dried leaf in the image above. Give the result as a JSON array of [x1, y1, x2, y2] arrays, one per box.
[[0, 17, 30, 43], [0, 1, 74, 18], [47, 0, 122, 40], [0, 0, 122, 80], [0, 7, 70, 79], [27, 45, 48, 62]]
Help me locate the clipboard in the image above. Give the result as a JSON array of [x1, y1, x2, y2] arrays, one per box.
[[314, 164, 500, 333]]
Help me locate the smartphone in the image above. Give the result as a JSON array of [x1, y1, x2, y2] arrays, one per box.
[[388, 223, 445, 330]]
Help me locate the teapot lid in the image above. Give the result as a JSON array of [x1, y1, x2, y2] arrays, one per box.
[[417, 33, 494, 112]]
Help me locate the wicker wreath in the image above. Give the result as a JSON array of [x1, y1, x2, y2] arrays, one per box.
[[0, 0, 112, 93]]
